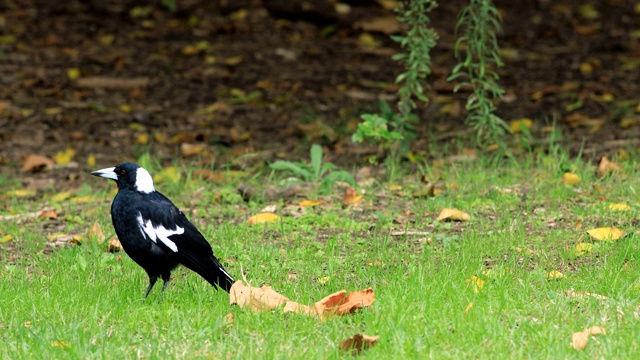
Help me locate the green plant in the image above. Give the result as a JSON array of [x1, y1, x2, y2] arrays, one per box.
[[352, 102, 405, 164], [448, 0, 507, 146], [269, 144, 355, 193], [353, 0, 438, 172]]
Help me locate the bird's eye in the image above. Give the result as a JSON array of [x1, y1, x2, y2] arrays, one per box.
[[119, 169, 126, 175]]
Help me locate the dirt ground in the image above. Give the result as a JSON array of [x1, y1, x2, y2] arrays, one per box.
[[1, 0, 639, 172]]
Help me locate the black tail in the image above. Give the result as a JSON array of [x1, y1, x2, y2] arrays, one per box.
[[181, 252, 235, 292]]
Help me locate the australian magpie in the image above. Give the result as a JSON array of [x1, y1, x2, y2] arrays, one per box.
[[91, 162, 235, 296]]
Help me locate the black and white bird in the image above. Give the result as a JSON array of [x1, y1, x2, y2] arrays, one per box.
[[91, 162, 235, 297]]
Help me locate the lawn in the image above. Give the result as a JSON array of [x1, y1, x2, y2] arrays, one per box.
[[2, 150, 640, 359]]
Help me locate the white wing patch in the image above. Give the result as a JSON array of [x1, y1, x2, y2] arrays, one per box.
[[136, 213, 183, 253]]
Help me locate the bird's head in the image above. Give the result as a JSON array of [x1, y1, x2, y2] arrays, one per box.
[[91, 162, 155, 193]]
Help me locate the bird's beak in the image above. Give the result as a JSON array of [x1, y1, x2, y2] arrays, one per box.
[[91, 167, 118, 181]]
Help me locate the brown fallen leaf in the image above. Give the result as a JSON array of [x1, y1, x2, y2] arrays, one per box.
[[181, 143, 207, 157], [597, 156, 621, 178], [21, 155, 55, 173], [340, 334, 379, 354], [38, 209, 58, 220], [87, 222, 106, 243], [355, 16, 401, 34], [283, 301, 317, 317], [564, 288, 607, 300], [229, 281, 289, 311], [224, 313, 234, 324], [76, 77, 150, 89], [436, 208, 470, 222], [571, 326, 606, 350], [342, 187, 363, 206], [107, 237, 123, 252], [314, 288, 375, 316]]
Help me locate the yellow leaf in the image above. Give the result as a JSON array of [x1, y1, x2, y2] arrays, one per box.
[[546, 270, 564, 280], [317, 276, 331, 285], [51, 191, 72, 202], [71, 196, 101, 203], [247, 212, 280, 225], [67, 68, 81, 80], [225, 55, 244, 66], [153, 167, 181, 183], [54, 147, 76, 165], [1, 234, 15, 243], [119, 104, 132, 113], [87, 154, 96, 167], [51, 341, 70, 349], [575, 243, 592, 256], [135, 133, 149, 145], [388, 184, 402, 191], [298, 199, 324, 207], [180, 143, 206, 156], [509, 118, 533, 133], [587, 227, 626, 241], [466, 275, 485, 293], [607, 203, 630, 211], [7, 189, 37, 197], [436, 208, 470, 222], [464, 302, 474, 313], [562, 172, 581, 185], [358, 33, 381, 48]]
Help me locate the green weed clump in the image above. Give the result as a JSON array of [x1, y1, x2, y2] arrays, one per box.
[[449, 0, 507, 146], [353, 0, 438, 177]]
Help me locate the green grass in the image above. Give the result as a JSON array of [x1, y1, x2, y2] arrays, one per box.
[[2, 151, 640, 359]]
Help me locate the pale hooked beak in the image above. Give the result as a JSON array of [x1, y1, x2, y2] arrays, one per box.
[[91, 167, 118, 181]]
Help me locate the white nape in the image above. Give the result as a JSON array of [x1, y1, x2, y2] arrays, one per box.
[[136, 213, 183, 253], [135, 167, 155, 193]]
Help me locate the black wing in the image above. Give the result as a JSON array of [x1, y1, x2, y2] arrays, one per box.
[[136, 192, 235, 292]]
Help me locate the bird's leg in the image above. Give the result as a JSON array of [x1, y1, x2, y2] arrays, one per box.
[[145, 275, 158, 297], [161, 273, 171, 293]]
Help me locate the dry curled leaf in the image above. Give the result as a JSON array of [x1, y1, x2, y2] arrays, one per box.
[[342, 187, 363, 206], [564, 288, 607, 300], [247, 212, 280, 225], [340, 334, 379, 354], [38, 209, 58, 220], [597, 156, 620, 178], [21, 155, 55, 173], [107, 237, 123, 252], [224, 313, 234, 324], [436, 208, 470, 222], [313, 288, 375, 316], [283, 301, 317, 316], [586, 227, 626, 241], [86, 222, 106, 243], [229, 281, 289, 311], [571, 326, 606, 350]]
